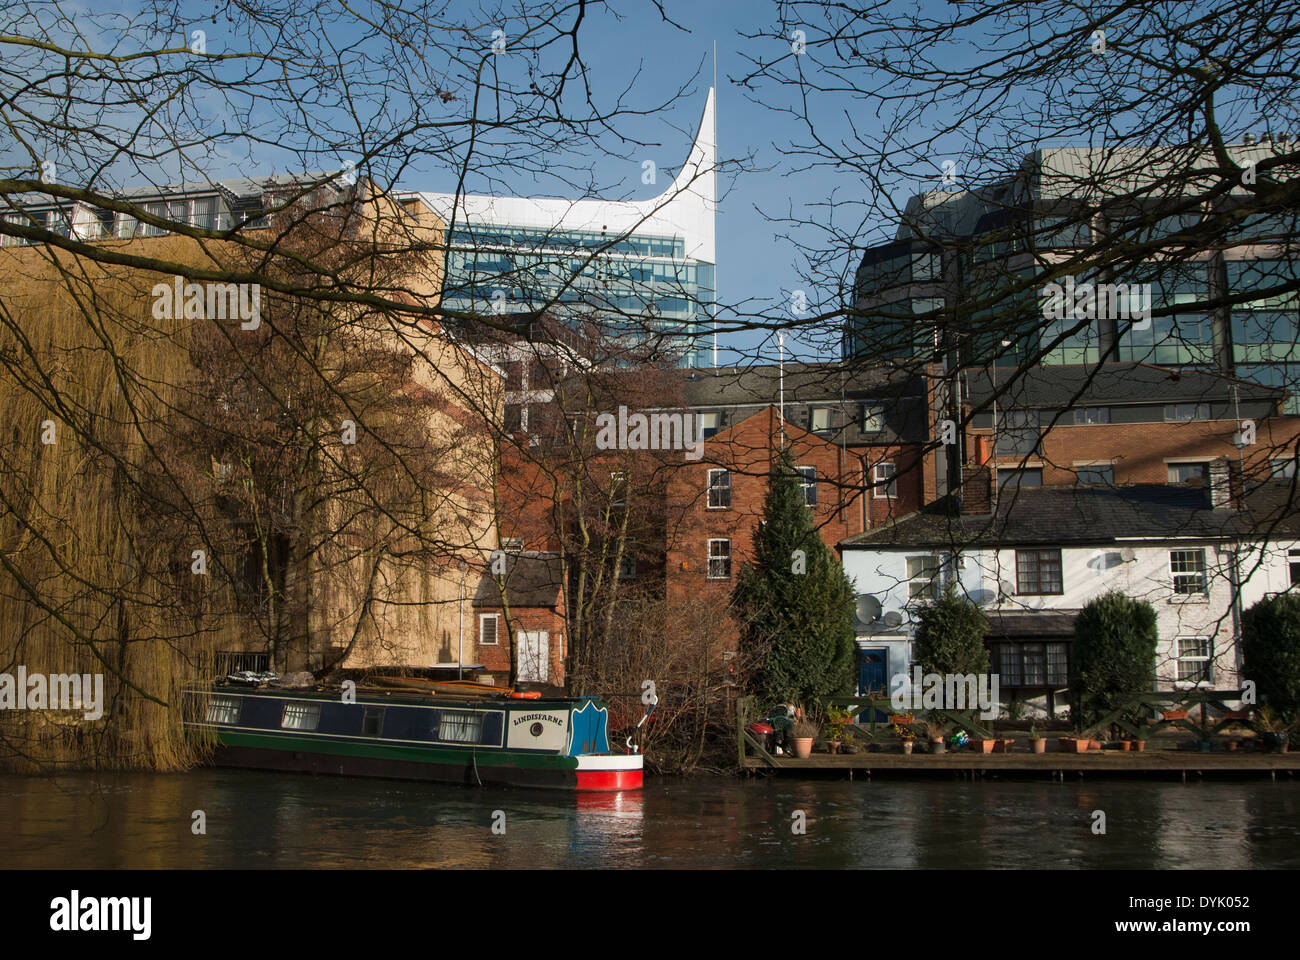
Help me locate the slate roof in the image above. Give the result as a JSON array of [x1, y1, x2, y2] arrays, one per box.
[[839, 482, 1300, 550], [965, 363, 1283, 409], [471, 551, 565, 608], [986, 611, 1080, 638], [678, 362, 923, 406]]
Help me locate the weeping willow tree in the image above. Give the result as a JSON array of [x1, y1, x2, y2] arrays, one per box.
[[0, 190, 489, 771], [0, 241, 241, 771]]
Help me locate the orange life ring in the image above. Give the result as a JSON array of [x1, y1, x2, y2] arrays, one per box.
[[509, 691, 541, 699]]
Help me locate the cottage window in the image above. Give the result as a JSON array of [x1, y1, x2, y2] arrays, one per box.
[[1016, 549, 1063, 595], [1177, 637, 1213, 683], [479, 613, 500, 646], [873, 461, 897, 498], [1170, 549, 1207, 595]]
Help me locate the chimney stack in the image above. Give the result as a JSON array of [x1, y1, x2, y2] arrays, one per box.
[[960, 464, 993, 515], [1208, 456, 1237, 509]]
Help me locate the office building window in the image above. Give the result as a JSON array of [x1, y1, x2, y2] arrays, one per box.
[[1016, 549, 1063, 595], [1170, 549, 1207, 595], [997, 410, 1040, 456], [707, 539, 732, 580], [707, 469, 731, 509], [1272, 456, 1298, 479]]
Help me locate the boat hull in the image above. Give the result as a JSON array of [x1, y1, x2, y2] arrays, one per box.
[[184, 686, 643, 792]]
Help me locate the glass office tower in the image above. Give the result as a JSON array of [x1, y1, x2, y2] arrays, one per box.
[[420, 89, 717, 367]]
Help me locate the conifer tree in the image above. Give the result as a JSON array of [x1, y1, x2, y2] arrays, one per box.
[[733, 447, 856, 712], [1070, 591, 1158, 729], [913, 583, 990, 676]]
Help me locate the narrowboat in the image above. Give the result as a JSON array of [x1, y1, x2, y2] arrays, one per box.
[[182, 678, 643, 791]]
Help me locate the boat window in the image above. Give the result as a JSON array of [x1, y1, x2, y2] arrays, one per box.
[[205, 696, 240, 724], [361, 706, 384, 737], [438, 711, 483, 743], [281, 702, 322, 731]]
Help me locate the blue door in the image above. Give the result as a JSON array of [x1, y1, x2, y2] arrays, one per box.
[[857, 648, 889, 722]]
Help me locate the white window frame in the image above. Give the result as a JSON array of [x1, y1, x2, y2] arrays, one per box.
[[1176, 636, 1213, 684], [698, 411, 720, 438], [707, 468, 731, 509], [797, 465, 818, 506], [707, 538, 732, 580], [1169, 548, 1208, 596], [873, 461, 897, 498], [906, 555, 940, 601], [479, 613, 500, 646], [810, 407, 833, 433], [204, 695, 241, 725]]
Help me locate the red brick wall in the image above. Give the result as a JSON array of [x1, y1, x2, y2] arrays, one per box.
[[970, 414, 1300, 485], [473, 605, 566, 685], [663, 406, 924, 648]]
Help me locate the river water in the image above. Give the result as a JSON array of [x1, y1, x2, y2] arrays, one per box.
[[3, 769, 1299, 869]]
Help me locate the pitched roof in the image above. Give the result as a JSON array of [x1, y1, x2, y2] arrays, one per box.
[[965, 363, 1284, 409], [839, 483, 1244, 549], [471, 551, 564, 609]]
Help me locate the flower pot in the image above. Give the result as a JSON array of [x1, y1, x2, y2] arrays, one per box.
[[792, 737, 814, 759], [1162, 709, 1189, 721], [1091, 739, 1103, 751], [930, 738, 947, 755], [1133, 740, 1146, 752], [902, 740, 914, 755], [828, 741, 842, 754], [1058, 737, 1089, 754], [1119, 740, 1133, 751], [998, 738, 1016, 753], [971, 738, 996, 754], [889, 714, 915, 725], [1030, 737, 1047, 754], [1226, 739, 1239, 752]]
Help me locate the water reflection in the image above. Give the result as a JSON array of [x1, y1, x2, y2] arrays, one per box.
[[1, 770, 1297, 869]]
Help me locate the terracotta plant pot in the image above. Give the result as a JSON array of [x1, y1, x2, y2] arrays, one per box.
[[930, 738, 947, 755], [998, 738, 1016, 753], [1058, 737, 1090, 754], [1119, 740, 1133, 751], [792, 737, 814, 759], [1091, 739, 1103, 751], [1030, 737, 1047, 754], [902, 740, 914, 755], [971, 738, 996, 754], [1133, 740, 1146, 752], [1163, 710, 1189, 721], [889, 714, 915, 725]]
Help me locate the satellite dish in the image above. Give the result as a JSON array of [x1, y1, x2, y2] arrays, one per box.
[[969, 588, 996, 607], [998, 579, 1015, 598], [883, 611, 904, 628], [1088, 551, 1124, 572], [1120, 548, 1137, 563], [854, 595, 883, 627]]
